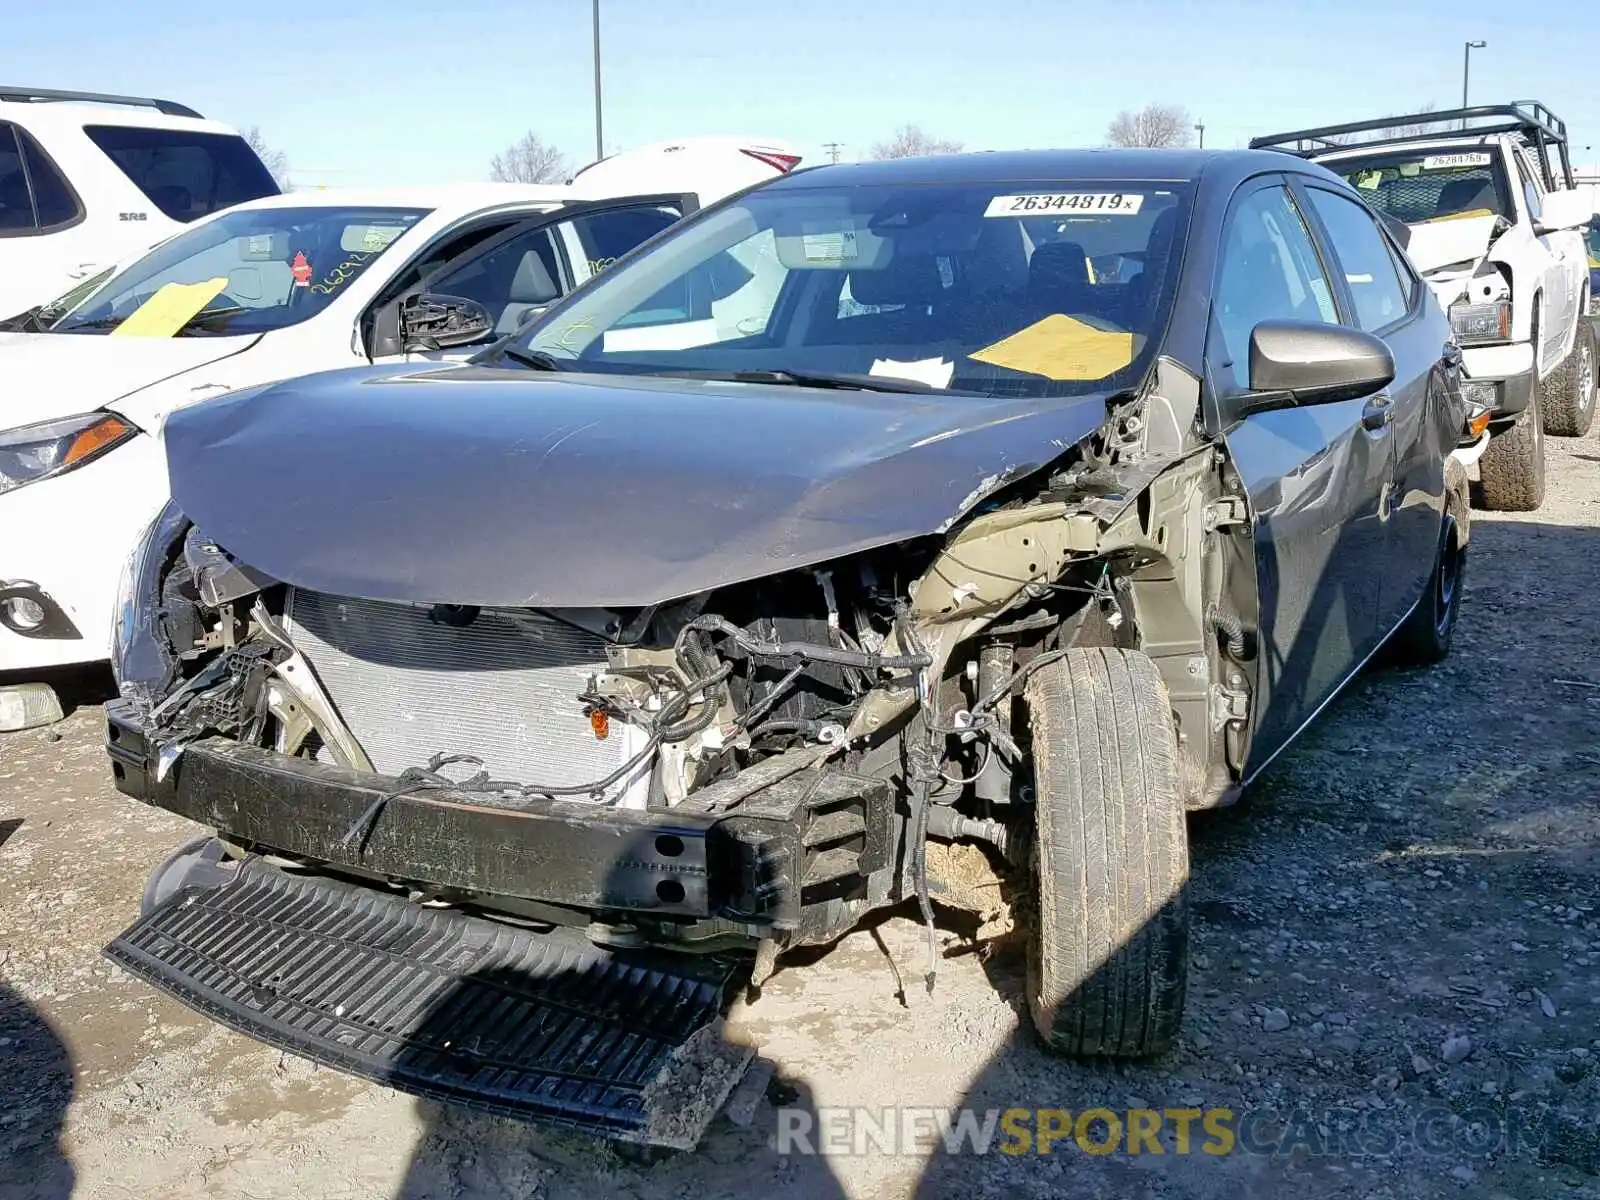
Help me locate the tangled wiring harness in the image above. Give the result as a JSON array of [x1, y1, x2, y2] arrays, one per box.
[[337, 617, 935, 852]]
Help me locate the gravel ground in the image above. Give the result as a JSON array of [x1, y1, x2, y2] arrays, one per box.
[[1, 429, 1597, 1200]]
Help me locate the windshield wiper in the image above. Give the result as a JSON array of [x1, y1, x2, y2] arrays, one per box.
[[491, 345, 568, 372], [685, 368, 944, 394], [0, 306, 44, 333], [173, 305, 248, 336]]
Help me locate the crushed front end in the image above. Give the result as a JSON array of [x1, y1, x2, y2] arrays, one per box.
[[102, 376, 1215, 1142], [105, 520, 961, 1144]]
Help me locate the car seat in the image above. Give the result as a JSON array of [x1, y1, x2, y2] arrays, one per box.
[[497, 249, 561, 333], [1435, 177, 1496, 218], [1026, 241, 1093, 316]]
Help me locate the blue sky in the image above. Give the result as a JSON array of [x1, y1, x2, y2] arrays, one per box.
[[7, 0, 1596, 187]]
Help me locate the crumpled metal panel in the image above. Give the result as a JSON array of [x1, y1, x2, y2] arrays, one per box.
[[163, 365, 1111, 609]]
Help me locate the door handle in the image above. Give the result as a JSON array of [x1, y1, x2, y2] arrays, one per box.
[[1361, 396, 1394, 432]]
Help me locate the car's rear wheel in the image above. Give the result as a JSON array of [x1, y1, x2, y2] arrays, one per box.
[[1386, 512, 1466, 667], [1541, 319, 1596, 438], [1022, 647, 1188, 1058], [1476, 389, 1546, 511]]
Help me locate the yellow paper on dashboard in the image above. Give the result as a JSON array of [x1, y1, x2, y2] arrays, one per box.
[[1419, 208, 1496, 224], [110, 277, 230, 338], [968, 313, 1135, 381]]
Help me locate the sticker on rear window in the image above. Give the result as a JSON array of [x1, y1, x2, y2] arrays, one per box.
[[985, 193, 1144, 217], [801, 230, 859, 262], [1422, 153, 1491, 170]]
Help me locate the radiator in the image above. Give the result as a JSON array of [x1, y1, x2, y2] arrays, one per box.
[[283, 590, 647, 800]]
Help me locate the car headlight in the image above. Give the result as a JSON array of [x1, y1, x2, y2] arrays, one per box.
[[0, 411, 136, 495], [1448, 300, 1512, 346]]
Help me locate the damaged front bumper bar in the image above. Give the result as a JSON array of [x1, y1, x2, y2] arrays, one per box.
[[105, 698, 891, 933]]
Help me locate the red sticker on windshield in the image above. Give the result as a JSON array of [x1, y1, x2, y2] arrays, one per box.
[[291, 251, 312, 287]]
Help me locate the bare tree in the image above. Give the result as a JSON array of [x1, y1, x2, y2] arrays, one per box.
[[244, 127, 290, 189], [489, 132, 569, 184], [870, 124, 963, 160], [1106, 104, 1194, 149]]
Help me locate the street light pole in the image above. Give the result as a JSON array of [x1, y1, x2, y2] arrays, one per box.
[[592, 0, 604, 160], [1462, 40, 1486, 128], [1194, 120, 1205, 149]]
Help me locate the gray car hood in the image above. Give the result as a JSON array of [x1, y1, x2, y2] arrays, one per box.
[[164, 364, 1111, 608]]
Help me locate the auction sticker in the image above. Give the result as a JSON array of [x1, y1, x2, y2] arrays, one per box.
[[985, 192, 1144, 217], [802, 230, 859, 261], [1422, 152, 1491, 170]]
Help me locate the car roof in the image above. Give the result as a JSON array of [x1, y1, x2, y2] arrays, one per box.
[[766, 148, 1291, 189], [223, 182, 577, 214], [0, 97, 242, 137]]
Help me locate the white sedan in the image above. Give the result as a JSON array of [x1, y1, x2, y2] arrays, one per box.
[[0, 139, 802, 702]]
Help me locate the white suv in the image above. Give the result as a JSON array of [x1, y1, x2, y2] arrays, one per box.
[[0, 86, 280, 320], [1254, 103, 1596, 510]]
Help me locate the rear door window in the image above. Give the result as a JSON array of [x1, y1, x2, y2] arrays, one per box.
[[83, 125, 279, 222], [0, 122, 83, 233], [22, 128, 81, 228], [0, 124, 27, 232]]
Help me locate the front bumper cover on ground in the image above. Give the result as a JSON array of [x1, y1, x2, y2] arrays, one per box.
[[104, 853, 753, 1147]]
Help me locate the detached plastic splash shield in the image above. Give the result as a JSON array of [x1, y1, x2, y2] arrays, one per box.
[[104, 859, 752, 1148]]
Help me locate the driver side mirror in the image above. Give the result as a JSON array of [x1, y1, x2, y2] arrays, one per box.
[[1533, 188, 1593, 235], [1239, 320, 1395, 415], [400, 293, 492, 352]]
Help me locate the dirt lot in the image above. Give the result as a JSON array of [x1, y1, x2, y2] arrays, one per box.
[[2, 430, 1598, 1200]]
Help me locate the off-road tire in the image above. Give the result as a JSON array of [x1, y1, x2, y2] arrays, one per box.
[[1386, 511, 1466, 667], [1023, 647, 1188, 1058], [1541, 319, 1596, 438], [1476, 389, 1546, 511]]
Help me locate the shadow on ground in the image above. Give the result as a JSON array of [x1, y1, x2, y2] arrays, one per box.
[[0, 982, 74, 1200]]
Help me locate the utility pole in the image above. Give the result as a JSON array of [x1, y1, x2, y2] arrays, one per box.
[[1462, 40, 1486, 129], [592, 0, 604, 159], [824, 141, 842, 164], [1194, 120, 1205, 149]]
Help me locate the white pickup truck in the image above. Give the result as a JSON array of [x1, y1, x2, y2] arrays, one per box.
[[1253, 103, 1595, 510]]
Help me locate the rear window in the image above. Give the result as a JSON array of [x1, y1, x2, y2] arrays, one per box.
[[84, 125, 280, 222], [1332, 150, 1513, 225]]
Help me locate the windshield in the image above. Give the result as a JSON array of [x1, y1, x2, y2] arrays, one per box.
[[516, 179, 1191, 397], [50, 205, 428, 336], [1332, 150, 1513, 225]]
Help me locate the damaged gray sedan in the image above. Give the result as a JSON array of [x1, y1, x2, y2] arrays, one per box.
[[104, 149, 1471, 1146]]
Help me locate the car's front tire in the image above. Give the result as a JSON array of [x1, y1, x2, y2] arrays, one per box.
[[1386, 512, 1466, 667], [1541, 319, 1596, 438], [1476, 389, 1546, 511], [1023, 647, 1188, 1058]]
